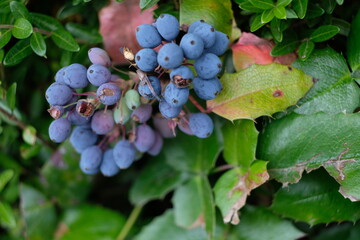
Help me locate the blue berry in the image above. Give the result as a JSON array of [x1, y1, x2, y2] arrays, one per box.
[[163, 82, 189, 107], [147, 131, 163, 156], [193, 76, 222, 100], [192, 22, 216, 48], [157, 43, 184, 69], [189, 113, 214, 138], [194, 53, 222, 79], [70, 126, 98, 153], [170, 65, 194, 87], [49, 118, 72, 143], [204, 31, 229, 56], [155, 14, 179, 41], [179, 33, 204, 59], [80, 146, 102, 174], [113, 140, 136, 169], [63, 63, 89, 89], [134, 124, 156, 152], [97, 83, 121, 105], [55, 66, 67, 84], [45, 82, 73, 106], [138, 76, 161, 99], [136, 24, 162, 48], [87, 64, 111, 86], [153, 114, 176, 138], [68, 110, 91, 126], [131, 104, 152, 123], [188, 19, 205, 33], [135, 49, 158, 72], [91, 110, 114, 135], [178, 116, 194, 135], [100, 149, 120, 177], [88, 47, 111, 67], [159, 100, 182, 119]]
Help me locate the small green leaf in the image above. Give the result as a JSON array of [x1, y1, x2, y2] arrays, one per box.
[[0, 0, 12, 13], [298, 40, 314, 60], [139, 0, 159, 10], [331, 17, 350, 36], [207, 63, 313, 121], [336, 0, 344, 5], [12, 18, 33, 39], [261, 9, 275, 23], [239, 1, 263, 12], [65, 23, 102, 44], [305, 3, 325, 19], [30, 32, 46, 57], [271, 32, 299, 56], [51, 28, 80, 52], [249, 0, 274, 10], [0, 49, 4, 62], [3, 38, 32, 66], [321, 0, 336, 14], [250, 14, 266, 32], [10, 1, 30, 20], [277, 0, 292, 7], [22, 125, 36, 145], [6, 82, 16, 110], [270, 18, 283, 42], [0, 169, 14, 193], [286, 8, 298, 18], [274, 6, 286, 19], [271, 170, 360, 225], [293, 0, 308, 19], [20, 143, 41, 160], [347, 9, 360, 72], [0, 202, 16, 228], [30, 13, 62, 31], [310, 25, 340, 42], [0, 29, 12, 49]]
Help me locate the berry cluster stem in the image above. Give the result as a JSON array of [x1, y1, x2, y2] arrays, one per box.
[[116, 205, 143, 240]]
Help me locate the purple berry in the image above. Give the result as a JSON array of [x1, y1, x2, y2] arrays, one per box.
[[100, 149, 120, 177], [97, 83, 121, 105], [68, 110, 91, 126], [91, 110, 115, 135], [134, 124, 156, 152], [87, 64, 111, 86], [63, 63, 89, 89], [153, 115, 175, 138], [147, 131, 163, 156], [178, 116, 194, 135], [80, 146, 102, 174], [49, 118, 72, 143], [88, 47, 111, 67], [113, 140, 136, 169]]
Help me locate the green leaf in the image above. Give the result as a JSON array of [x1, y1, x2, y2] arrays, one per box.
[[129, 153, 188, 206], [336, 0, 344, 5], [261, 9, 275, 23], [134, 210, 208, 240], [30, 13, 62, 31], [0, 202, 16, 228], [0, 0, 12, 13], [6, 82, 16, 110], [0, 169, 14, 193], [305, 3, 325, 19], [163, 131, 223, 173], [293, 48, 358, 114], [271, 31, 298, 56], [22, 125, 36, 145], [293, 0, 308, 19], [172, 176, 215, 237], [57, 204, 126, 240], [9, 1, 30, 20], [222, 120, 258, 168], [139, 0, 159, 10], [228, 206, 304, 240], [65, 23, 102, 44], [238, 1, 263, 13], [41, 141, 92, 207], [249, 0, 274, 10], [277, 0, 292, 7], [180, 0, 236, 41], [30, 32, 46, 57], [51, 28, 80, 52], [271, 170, 360, 225], [20, 184, 57, 240], [257, 112, 360, 200], [285, 8, 298, 18], [270, 18, 283, 42], [250, 14, 266, 32], [20, 143, 41, 160], [347, 9, 360, 72], [298, 40, 314, 60], [12, 18, 33, 39], [214, 161, 269, 224], [207, 63, 313, 121], [313, 222, 360, 240], [0, 29, 12, 49], [3, 38, 32, 66], [331, 18, 350, 36], [310, 25, 340, 42], [321, 0, 336, 14], [274, 6, 286, 19]]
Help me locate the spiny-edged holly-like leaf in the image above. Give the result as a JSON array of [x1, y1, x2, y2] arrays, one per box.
[[298, 40, 314, 61], [293, 48, 359, 114], [139, 0, 159, 10], [172, 175, 215, 237], [3, 38, 32, 66], [271, 170, 360, 225], [163, 130, 223, 173], [65, 23, 102, 44], [180, 0, 239, 42], [347, 9, 360, 72], [222, 120, 258, 168], [12, 18, 33, 39], [129, 153, 189, 206], [214, 161, 269, 224], [20, 184, 57, 240], [0, 202, 16, 228], [41, 141, 92, 207], [51, 28, 80, 52], [134, 210, 208, 240], [0, 169, 14, 193], [228, 206, 305, 240], [10, 1, 31, 20], [30, 32, 46, 57], [249, 0, 275, 10], [56, 204, 126, 240], [310, 25, 340, 42], [0, 29, 12, 49], [207, 63, 313, 121], [257, 112, 360, 200], [293, 0, 308, 19], [30, 13, 62, 32]]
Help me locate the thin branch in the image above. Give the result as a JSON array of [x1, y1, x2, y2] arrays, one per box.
[[0, 24, 52, 36], [116, 205, 143, 240]]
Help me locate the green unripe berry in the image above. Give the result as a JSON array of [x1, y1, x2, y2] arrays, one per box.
[[125, 89, 141, 110], [114, 98, 132, 125]]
